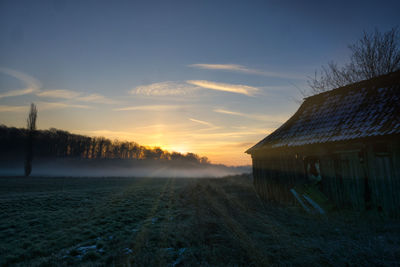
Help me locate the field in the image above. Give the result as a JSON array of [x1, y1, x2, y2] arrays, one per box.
[[0, 175, 399, 266]]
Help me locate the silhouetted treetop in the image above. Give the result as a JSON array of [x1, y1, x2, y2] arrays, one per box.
[[24, 103, 37, 176], [0, 125, 209, 164], [307, 27, 400, 96]]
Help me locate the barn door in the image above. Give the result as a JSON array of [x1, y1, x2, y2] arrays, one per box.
[[320, 155, 342, 206], [337, 152, 365, 210], [368, 153, 397, 214]]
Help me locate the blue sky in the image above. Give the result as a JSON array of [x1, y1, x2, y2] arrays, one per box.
[[0, 0, 399, 165]]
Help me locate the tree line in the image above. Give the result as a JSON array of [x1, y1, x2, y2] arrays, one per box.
[[0, 124, 209, 164]]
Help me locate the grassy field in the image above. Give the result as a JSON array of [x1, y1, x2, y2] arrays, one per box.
[[0, 175, 399, 266]]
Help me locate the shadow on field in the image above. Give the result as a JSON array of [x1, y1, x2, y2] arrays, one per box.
[[0, 175, 399, 266]]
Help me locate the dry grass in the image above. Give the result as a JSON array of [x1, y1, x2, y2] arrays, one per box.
[[0, 175, 399, 266]]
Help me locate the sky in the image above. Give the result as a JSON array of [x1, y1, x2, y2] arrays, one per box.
[[0, 0, 399, 166]]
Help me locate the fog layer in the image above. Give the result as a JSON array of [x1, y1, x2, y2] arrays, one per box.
[[0, 159, 251, 178]]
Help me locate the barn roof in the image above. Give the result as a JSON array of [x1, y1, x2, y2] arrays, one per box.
[[246, 71, 400, 154]]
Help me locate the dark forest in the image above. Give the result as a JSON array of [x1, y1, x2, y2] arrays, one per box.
[[0, 125, 209, 164]]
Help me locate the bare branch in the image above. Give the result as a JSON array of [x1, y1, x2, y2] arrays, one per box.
[[307, 27, 400, 95]]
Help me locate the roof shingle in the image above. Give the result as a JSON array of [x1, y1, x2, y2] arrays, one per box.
[[246, 71, 400, 153]]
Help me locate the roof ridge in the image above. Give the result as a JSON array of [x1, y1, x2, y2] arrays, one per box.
[[304, 70, 400, 100], [246, 71, 400, 154]]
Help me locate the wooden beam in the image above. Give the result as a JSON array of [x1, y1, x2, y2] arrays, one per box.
[[290, 189, 313, 214]]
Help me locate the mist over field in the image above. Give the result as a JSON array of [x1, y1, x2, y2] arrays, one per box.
[[0, 159, 251, 178], [0, 125, 251, 178]]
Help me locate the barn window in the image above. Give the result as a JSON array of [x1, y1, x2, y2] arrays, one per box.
[[304, 156, 322, 184]]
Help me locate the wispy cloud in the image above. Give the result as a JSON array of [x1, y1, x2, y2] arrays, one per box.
[[37, 101, 92, 110], [189, 118, 214, 127], [0, 88, 37, 99], [186, 130, 269, 139], [186, 80, 259, 96], [37, 89, 81, 99], [0, 105, 28, 112], [214, 108, 288, 123], [132, 80, 260, 97], [0, 102, 91, 113], [189, 63, 304, 80], [132, 81, 198, 96], [230, 142, 255, 148], [0, 68, 41, 98], [38, 89, 117, 104], [214, 109, 247, 117], [0, 68, 117, 105], [77, 93, 118, 104], [189, 64, 245, 71], [114, 105, 184, 112]]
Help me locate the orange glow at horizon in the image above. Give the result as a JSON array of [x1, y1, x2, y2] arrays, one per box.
[[0, 67, 294, 167], [72, 128, 258, 166]]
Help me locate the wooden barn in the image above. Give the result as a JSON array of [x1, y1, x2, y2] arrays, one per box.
[[246, 71, 400, 215]]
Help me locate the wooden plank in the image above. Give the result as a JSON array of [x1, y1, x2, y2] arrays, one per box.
[[303, 194, 325, 214], [260, 160, 267, 200], [290, 189, 313, 214]]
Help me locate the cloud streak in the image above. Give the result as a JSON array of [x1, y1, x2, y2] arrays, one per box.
[[214, 108, 288, 123], [0, 68, 117, 105], [77, 93, 118, 104], [189, 63, 304, 80], [36, 101, 92, 110], [0, 105, 28, 112], [37, 89, 81, 99], [132, 81, 198, 96], [0, 68, 41, 99], [114, 105, 184, 112], [0, 102, 91, 113], [0, 88, 37, 99], [132, 80, 260, 97], [186, 80, 259, 96], [189, 118, 214, 127], [38, 89, 117, 104]]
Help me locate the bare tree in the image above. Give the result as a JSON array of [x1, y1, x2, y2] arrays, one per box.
[[307, 27, 400, 95], [25, 103, 37, 176]]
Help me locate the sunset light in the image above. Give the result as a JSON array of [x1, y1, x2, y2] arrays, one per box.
[[1, 0, 399, 266]]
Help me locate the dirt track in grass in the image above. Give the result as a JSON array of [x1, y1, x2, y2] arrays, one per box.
[[0, 175, 399, 266]]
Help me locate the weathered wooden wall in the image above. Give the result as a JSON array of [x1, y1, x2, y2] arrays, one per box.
[[252, 151, 305, 204], [363, 140, 400, 215], [319, 152, 365, 210], [252, 136, 400, 216]]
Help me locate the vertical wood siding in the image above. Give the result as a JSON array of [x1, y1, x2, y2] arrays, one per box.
[[252, 139, 400, 216], [252, 153, 305, 204], [337, 153, 365, 210]]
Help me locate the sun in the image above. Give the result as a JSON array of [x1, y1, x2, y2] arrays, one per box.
[[172, 145, 188, 154]]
